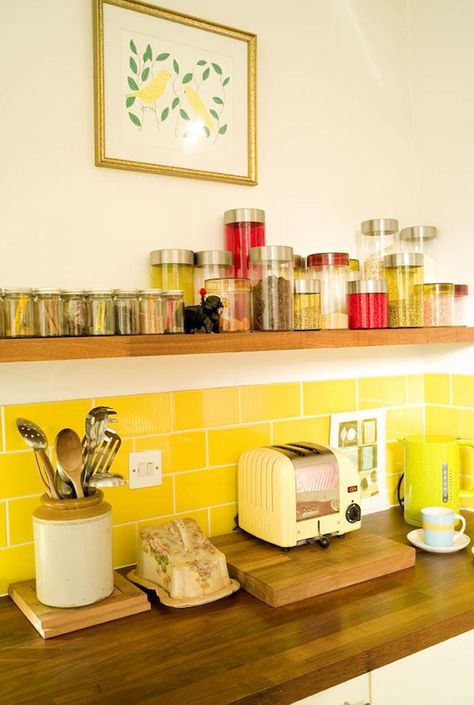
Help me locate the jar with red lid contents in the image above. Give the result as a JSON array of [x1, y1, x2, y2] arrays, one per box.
[[224, 209, 265, 279], [306, 252, 349, 329], [454, 284, 469, 326], [348, 280, 388, 329]]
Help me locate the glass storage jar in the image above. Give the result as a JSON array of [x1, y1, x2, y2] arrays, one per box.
[[205, 278, 251, 332], [293, 255, 306, 281], [400, 226, 437, 283], [62, 290, 88, 336], [360, 218, 399, 280], [348, 280, 388, 329], [306, 252, 349, 329], [139, 289, 164, 334], [114, 289, 140, 335], [150, 249, 194, 306], [194, 251, 233, 304], [454, 284, 469, 326], [224, 208, 265, 279], [293, 279, 320, 330], [87, 290, 115, 335], [162, 290, 185, 334], [4, 288, 34, 338], [383, 253, 424, 328], [423, 283, 454, 327], [34, 289, 64, 337], [249, 246, 293, 331]]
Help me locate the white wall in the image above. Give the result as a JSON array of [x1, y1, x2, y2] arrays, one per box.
[[0, 0, 472, 404]]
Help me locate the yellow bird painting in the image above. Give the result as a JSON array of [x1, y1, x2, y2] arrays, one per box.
[[128, 69, 171, 104], [184, 87, 214, 131]]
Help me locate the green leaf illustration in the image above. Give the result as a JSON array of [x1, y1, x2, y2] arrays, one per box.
[[182, 73, 193, 84], [218, 124, 228, 135], [129, 57, 138, 74], [212, 96, 224, 105], [209, 108, 219, 120], [172, 97, 180, 109], [212, 63, 222, 75], [197, 59, 207, 66], [161, 107, 169, 122], [130, 39, 137, 55], [180, 109, 190, 120], [128, 112, 141, 127], [141, 67, 150, 82], [223, 76, 230, 86], [126, 96, 136, 108], [173, 59, 180, 74], [127, 76, 139, 91], [143, 44, 152, 62], [202, 67, 210, 81], [156, 52, 170, 61], [203, 126, 211, 138]]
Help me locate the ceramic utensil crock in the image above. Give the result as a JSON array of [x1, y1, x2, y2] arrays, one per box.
[[33, 490, 113, 607]]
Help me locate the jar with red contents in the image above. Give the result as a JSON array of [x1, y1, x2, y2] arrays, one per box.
[[348, 280, 388, 329], [224, 209, 265, 278]]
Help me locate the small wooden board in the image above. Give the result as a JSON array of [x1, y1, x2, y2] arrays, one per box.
[[213, 529, 416, 607], [8, 571, 150, 638]]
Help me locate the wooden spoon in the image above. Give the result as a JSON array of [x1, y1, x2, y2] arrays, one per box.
[[55, 428, 84, 499]]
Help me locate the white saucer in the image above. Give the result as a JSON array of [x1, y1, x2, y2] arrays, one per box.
[[407, 529, 471, 554]]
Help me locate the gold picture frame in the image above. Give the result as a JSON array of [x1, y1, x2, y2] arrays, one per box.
[[94, 0, 257, 185]]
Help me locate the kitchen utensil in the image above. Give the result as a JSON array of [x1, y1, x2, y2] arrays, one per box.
[[16, 418, 59, 499], [84, 429, 121, 479], [54, 465, 74, 499], [83, 406, 117, 483], [398, 434, 474, 526], [87, 472, 125, 488], [55, 428, 84, 499]]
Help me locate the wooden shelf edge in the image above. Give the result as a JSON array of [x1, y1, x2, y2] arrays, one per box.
[[0, 327, 472, 363]]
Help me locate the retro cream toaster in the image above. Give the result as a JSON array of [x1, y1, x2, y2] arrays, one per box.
[[238, 442, 361, 548]]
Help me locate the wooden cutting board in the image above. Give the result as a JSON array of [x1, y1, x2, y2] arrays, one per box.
[[213, 529, 415, 607]]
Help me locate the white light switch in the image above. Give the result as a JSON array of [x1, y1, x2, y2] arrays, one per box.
[[129, 451, 162, 488]]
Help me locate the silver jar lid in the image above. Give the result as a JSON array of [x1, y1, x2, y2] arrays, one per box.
[[399, 225, 437, 241], [249, 245, 294, 263], [140, 288, 163, 296], [150, 249, 194, 265], [224, 208, 265, 224], [347, 279, 388, 294], [294, 279, 320, 294], [113, 289, 139, 296], [61, 289, 87, 296], [86, 289, 114, 296], [383, 253, 424, 268], [162, 289, 184, 297], [194, 250, 233, 267], [34, 288, 62, 295], [361, 218, 399, 235], [4, 288, 33, 295]]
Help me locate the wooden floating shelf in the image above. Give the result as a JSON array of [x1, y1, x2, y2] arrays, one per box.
[[0, 327, 472, 363]]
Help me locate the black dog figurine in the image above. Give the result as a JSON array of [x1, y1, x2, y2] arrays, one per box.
[[184, 289, 223, 334]]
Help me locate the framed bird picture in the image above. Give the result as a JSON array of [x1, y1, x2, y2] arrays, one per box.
[[94, 0, 257, 185]]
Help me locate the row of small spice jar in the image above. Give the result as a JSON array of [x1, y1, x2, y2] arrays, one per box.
[[0, 289, 184, 338]]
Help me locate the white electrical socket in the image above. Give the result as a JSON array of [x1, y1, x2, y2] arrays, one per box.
[[129, 450, 162, 489]]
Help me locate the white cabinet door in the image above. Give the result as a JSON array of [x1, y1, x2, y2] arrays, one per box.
[[371, 630, 474, 705], [291, 674, 369, 705]]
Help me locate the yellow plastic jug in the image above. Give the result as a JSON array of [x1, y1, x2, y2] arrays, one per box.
[[398, 434, 474, 526]]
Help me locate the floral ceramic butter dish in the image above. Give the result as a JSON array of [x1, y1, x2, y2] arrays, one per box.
[[128, 518, 240, 608]]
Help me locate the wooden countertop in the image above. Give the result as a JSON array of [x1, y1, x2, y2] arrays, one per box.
[[2, 508, 474, 705]]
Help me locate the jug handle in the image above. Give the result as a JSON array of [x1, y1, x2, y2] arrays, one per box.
[[458, 439, 474, 501]]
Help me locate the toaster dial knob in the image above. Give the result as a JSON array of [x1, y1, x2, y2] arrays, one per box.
[[346, 503, 361, 524]]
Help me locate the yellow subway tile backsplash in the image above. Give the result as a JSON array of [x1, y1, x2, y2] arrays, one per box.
[[455, 409, 474, 440], [0, 451, 44, 499], [208, 424, 271, 466], [136, 431, 206, 473], [8, 496, 39, 545], [0, 543, 35, 594], [358, 376, 406, 409], [112, 524, 137, 567], [102, 476, 174, 524], [386, 441, 404, 475], [175, 466, 237, 512], [240, 383, 300, 423], [173, 388, 239, 430], [407, 375, 424, 404], [0, 503, 6, 547], [95, 393, 171, 437], [425, 406, 458, 436], [210, 504, 237, 536], [303, 379, 356, 415], [452, 375, 474, 408], [4, 399, 91, 452], [424, 374, 450, 405], [273, 416, 330, 446], [386, 407, 423, 440]]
